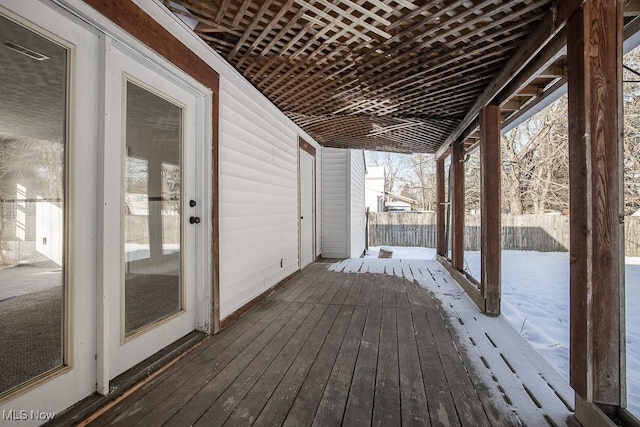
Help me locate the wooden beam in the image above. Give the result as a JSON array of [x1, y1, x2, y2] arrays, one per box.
[[567, 0, 625, 406], [436, 0, 586, 160], [436, 158, 446, 257], [517, 84, 544, 96], [500, 99, 521, 111], [451, 142, 465, 271], [501, 78, 566, 131], [497, 28, 567, 104], [624, 0, 640, 16], [538, 65, 566, 78], [480, 104, 501, 316]]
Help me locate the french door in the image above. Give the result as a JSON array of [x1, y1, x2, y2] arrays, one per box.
[[0, 0, 99, 411], [104, 43, 200, 380], [0, 0, 210, 416]]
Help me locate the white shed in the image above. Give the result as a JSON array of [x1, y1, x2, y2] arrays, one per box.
[[321, 148, 366, 259]]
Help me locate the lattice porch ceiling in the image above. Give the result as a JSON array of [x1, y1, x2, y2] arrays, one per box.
[[169, 0, 554, 153]]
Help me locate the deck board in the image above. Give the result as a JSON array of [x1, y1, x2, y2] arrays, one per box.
[[397, 306, 430, 427], [406, 281, 462, 427], [373, 305, 401, 426], [281, 305, 354, 426], [88, 261, 559, 427], [159, 302, 305, 427], [194, 303, 327, 427], [250, 304, 341, 427], [311, 305, 367, 426], [342, 303, 382, 426], [220, 303, 330, 424]]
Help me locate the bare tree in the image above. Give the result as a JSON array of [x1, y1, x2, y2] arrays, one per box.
[[464, 152, 481, 214], [401, 154, 436, 210], [500, 98, 569, 214], [623, 48, 640, 215], [383, 152, 408, 194]]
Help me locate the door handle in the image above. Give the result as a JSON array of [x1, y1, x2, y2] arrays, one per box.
[[189, 216, 201, 224], [300, 216, 304, 220]]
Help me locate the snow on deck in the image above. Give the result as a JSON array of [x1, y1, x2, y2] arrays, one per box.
[[330, 255, 575, 426]]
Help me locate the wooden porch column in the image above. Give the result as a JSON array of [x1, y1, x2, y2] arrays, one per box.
[[480, 104, 501, 315], [567, 0, 625, 409], [451, 142, 465, 270], [436, 157, 446, 257]]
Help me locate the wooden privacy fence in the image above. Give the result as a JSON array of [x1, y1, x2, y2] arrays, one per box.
[[368, 212, 640, 256]]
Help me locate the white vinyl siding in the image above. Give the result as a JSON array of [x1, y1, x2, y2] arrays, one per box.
[[219, 78, 301, 318], [321, 148, 366, 259], [321, 148, 349, 258], [350, 150, 366, 258], [111, 1, 323, 320]]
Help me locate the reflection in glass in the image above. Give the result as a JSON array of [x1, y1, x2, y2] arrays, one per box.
[[161, 162, 180, 257], [125, 157, 150, 261], [0, 15, 67, 394], [124, 82, 182, 336]]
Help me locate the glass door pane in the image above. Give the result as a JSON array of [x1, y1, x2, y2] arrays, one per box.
[[124, 81, 182, 337], [0, 14, 67, 395]]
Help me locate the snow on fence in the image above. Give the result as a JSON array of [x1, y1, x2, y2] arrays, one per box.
[[368, 212, 640, 256]]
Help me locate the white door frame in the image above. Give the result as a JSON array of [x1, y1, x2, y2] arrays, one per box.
[[299, 138, 316, 269], [52, 0, 213, 395], [102, 39, 206, 381]]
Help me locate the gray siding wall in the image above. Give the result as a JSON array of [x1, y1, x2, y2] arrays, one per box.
[[321, 148, 349, 258], [350, 150, 366, 258]]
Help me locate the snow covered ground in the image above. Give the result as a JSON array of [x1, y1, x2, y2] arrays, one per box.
[[364, 246, 640, 416]]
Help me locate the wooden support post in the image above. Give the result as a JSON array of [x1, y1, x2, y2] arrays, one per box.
[[480, 104, 501, 315], [451, 142, 465, 271], [567, 0, 625, 408], [436, 157, 446, 257]]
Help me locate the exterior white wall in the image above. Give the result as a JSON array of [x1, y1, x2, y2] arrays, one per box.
[[131, 0, 323, 319], [365, 165, 385, 213], [218, 83, 299, 318], [316, 152, 322, 259], [321, 148, 349, 258], [350, 150, 366, 258], [321, 148, 366, 259]]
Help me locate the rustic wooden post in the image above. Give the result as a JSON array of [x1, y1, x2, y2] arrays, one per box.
[[480, 104, 501, 315], [451, 142, 465, 270], [436, 157, 446, 257], [567, 0, 625, 412]]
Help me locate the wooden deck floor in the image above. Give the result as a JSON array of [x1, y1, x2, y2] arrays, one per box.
[[87, 262, 570, 426]]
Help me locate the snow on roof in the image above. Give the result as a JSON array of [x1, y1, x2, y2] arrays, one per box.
[[385, 191, 418, 204]]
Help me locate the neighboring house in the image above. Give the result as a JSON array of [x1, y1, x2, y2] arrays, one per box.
[[385, 200, 412, 212], [365, 165, 385, 213], [385, 192, 419, 211]]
